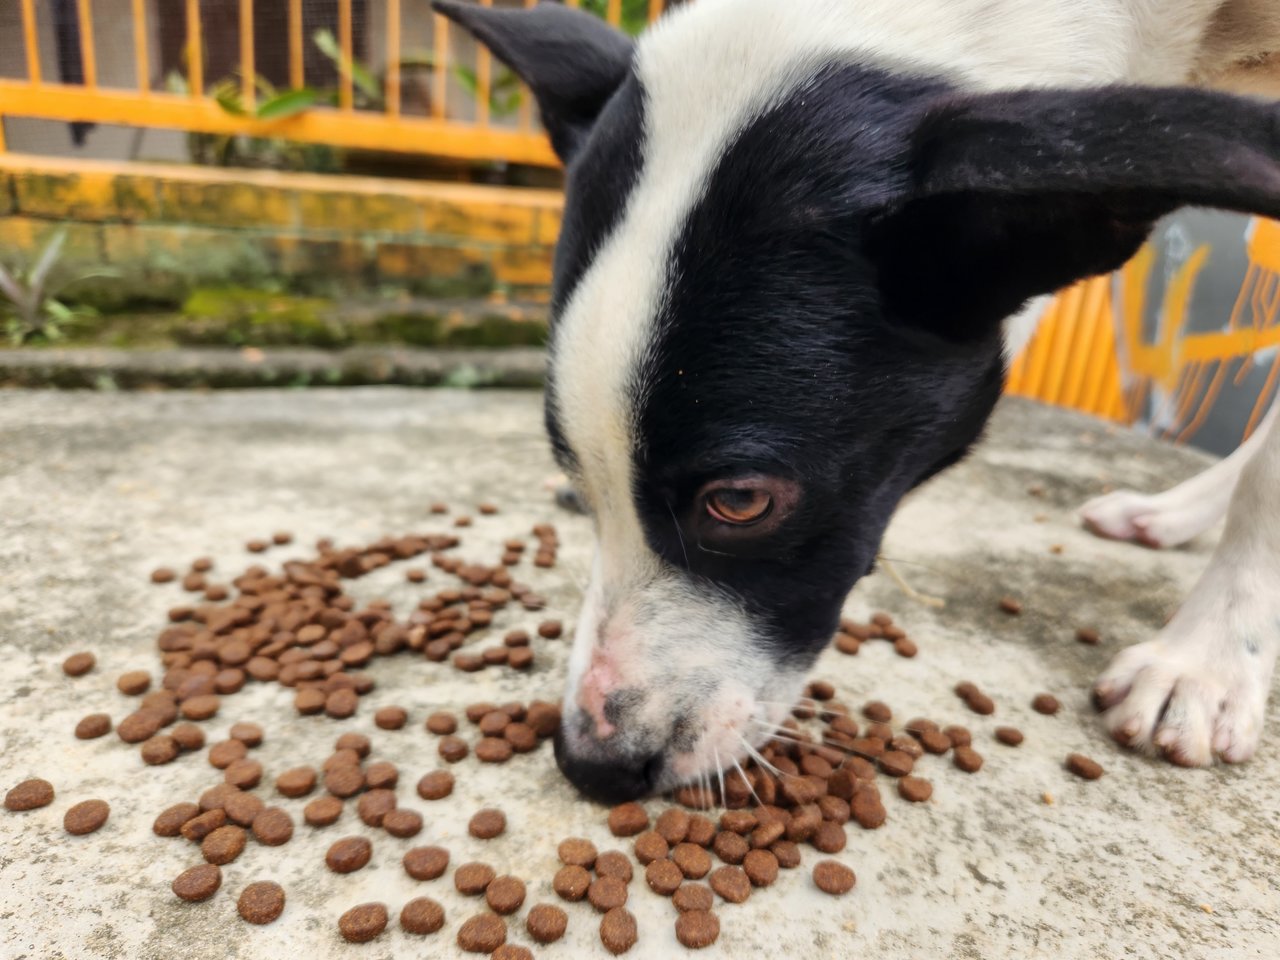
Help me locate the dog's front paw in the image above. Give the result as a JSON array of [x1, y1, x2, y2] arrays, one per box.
[[1093, 596, 1275, 766], [1078, 490, 1202, 549]]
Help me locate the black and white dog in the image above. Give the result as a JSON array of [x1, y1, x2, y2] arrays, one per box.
[[434, 0, 1280, 802]]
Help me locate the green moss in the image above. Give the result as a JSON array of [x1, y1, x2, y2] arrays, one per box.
[[443, 314, 547, 348], [178, 286, 345, 348]]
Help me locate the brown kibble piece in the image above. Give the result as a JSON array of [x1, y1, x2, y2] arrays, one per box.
[[181, 808, 226, 842], [954, 746, 984, 773], [5, 778, 54, 811], [457, 913, 506, 953], [1032, 693, 1061, 715], [208, 739, 247, 769], [181, 694, 220, 721], [812, 820, 848, 854], [325, 688, 358, 719], [400, 897, 445, 935], [1066, 753, 1105, 780], [383, 808, 423, 838], [426, 711, 458, 735], [334, 732, 371, 757], [599, 907, 638, 955], [201, 824, 247, 865], [553, 864, 591, 901], [339, 903, 388, 944], [673, 883, 715, 913], [64, 799, 109, 835], [151, 567, 177, 584], [117, 670, 152, 695], [813, 859, 856, 895], [375, 706, 408, 730], [154, 802, 200, 837], [228, 722, 263, 747], [595, 850, 633, 882], [525, 701, 561, 737], [324, 765, 364, 798], [252, 807, 294, 846], [743, 849, 779, 887], [74, 714, 112, 739], [455, 862, 497, 895], [672, 842, 712, 879], [62, 652, 95, 677], [116, 711, 163, 744], [417, 769, 455, 800], [326, 836, 372, 873], [1076, 627, 1102, 645], [559, 837, 598, 868], [996, 726, 1025, 746], [851, 786, 886, 829], [526, 904, 568, 944], [503, 722, 538, 752], [537, 620, 563, 639], [224, 759, 263, 789], [965, 691, 996, 715], [588, 876, 629, 913], [655, 808, 691, 844], [645, 858, 683, 896], [944, 725, 972, 748], [469, 808, 507, 839], [712, 829, 749, 865], [237, 881, 285, 924], [404, 845, 450, 881], [878, 750, 915, 777], [633, 831, 669, 865], [675, 910, 720, 949], [771, 840, 802, 869], [439, 736, 469, 763], [172, 864, 221, 902], [606, 798, 650, 839], [487, 875, 528, 915], [222, 791, 264, 827], [898, 776, 934, 802], [303, 795, 343, 827], [862, 701, 892, 723], [276, 766, 316, 798], [709, 866, 751, 903], [475, 737, 514, 763], [357, 789, 396, 827], [999, 596, 1023, 615]]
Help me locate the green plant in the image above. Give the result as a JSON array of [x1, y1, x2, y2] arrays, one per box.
[[0, 227, 116, 345], [453, 64, 523, 118], [580, 0, 652, 36]]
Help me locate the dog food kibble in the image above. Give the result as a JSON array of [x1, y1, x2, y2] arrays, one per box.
[[324, 766, 364, 798], [439, 736, 469, 763], [457, 913, 507, 953], [595, 850, 633, 883], [426, 711, 458, 735], [813, 859, 856, 895], [172, 864, 222, 902], [222, 791, 264, 827], [249, 808, 293, 844], [64, 799, 109, 835], [237, 881, 285, 925], [1032, 693, 1061, 715], [1066, 753, 1105, 780], [851, 785, 887, 829], [743, 849, 779, 887], [537, 620, 563, 639], [675, 909, 720, 949], [5, 778, 54, 811], [181, 694, 221, 721], [526, 904, 568, 944], [417, 770, 455, 801], [357, 789, 396, 828], [275, 766, 316, 798], [369, 704, 407, 730], [400, 896, 446, 935], [228, 722, 263, 747], [202, 824, 247, 865], [492, 945, 533, 960], [944, 725, 972, 748], [116, 711, 163, 744], [74, 713, 112, 739], [673, 883, 715, 913], [487, 875, 528, 915], [383, 808, 423, 838], [554, 865, 591, 901], [709, 866, 751, 904], [475, 737, 514, 763], [599, 907, 639, 955], [303, 795, 343, 827], [62, 652, 96, 676], [116, 670, 152, 695], [326, 836, 372, 874], [154, 802, 200, 837], [171, 723, 205, 751], [1076, 627, 1102, 645], [208, 739, 247, 769], [455, 862, 497, 895], [999, 596, 1023, 615], [772, 840, 802, 868], [898, 776, 934, 802], [655, 808, 691, 844], [878, 750, 914, 777], [559, 837, 598, 868], [672, 842, 712, 879], [862, 701, 892, 723], [224, 759, 263, 789], [995, 726, 1025, 746], [964, 690, 996, 715], [469, 808, 507, 840], [339, 903, 388, 944], [181, 809, 226, 842], [811, 820, 848, 854], [609, 798, 650, 839], [712, 829, 749, 864], [404, 845, 450, 881], [634, 830, 670, 864], [645, 858, 684, 896], [953, 746, 984, 773], [587, 876, 629, 913]]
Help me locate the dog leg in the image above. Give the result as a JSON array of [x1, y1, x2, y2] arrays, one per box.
[[1079, 394, 1279, 548], [1093, 397, 1280, 765]]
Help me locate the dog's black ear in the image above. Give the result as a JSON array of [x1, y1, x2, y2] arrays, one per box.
[[868, 86, 1280, 342], [431, 0, 633, 163]]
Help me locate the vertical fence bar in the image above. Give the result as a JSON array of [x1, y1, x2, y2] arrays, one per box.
[[648, 0, 665, 21], [565, 0, 580, 7], [76, 0, 98, 88], [240, 0, 256, 111], [386, 0, 401, 117], [433, 12, 448, 119], [20, 0, 41, 85], [338, 0, 354, 110], [132, 0, 150, 93], [288, 0, 304, 89], [0, 119, 7, 154], [476, 0, 492, 127], [1057, 277, 1108, 408], [606, 0, 622, 26], [187, 0, 204, 97], [519, 0, 535, 129]]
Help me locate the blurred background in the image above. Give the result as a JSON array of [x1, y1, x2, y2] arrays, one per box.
[[0, 0, 1276, 456]]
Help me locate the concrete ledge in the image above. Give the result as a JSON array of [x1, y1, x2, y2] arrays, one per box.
[[0, 346, 547, 389]]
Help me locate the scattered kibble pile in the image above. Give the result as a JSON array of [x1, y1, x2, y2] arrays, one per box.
[[5, 506, 1112, 954]]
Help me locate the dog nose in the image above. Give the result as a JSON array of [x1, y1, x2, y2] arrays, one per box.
[[553, 729, 664, 804]]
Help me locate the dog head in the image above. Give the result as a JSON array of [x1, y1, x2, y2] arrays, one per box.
[[435, 0, 1280, 802]]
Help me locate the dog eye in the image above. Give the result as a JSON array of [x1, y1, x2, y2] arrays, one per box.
[[704, 487, 774, 525]]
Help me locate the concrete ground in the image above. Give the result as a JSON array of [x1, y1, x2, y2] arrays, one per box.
[[0, 388, 1276, 960]]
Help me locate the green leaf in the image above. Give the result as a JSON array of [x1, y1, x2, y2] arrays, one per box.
[[312, 28, 381, 103], [212, 78, 246, 117], [255, 88, 320, 120]]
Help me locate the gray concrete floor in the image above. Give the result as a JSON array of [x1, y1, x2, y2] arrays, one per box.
[[0, 389, 1276, 960]]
